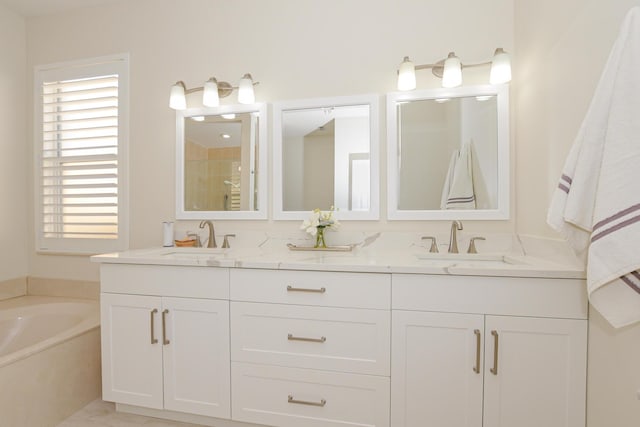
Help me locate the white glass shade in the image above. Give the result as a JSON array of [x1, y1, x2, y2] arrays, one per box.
[[397, 56, 416, 91], [441, 52, 462, 88], [169, 82, 186, 110], [238, 74, 255, 104], [203, 78, 220, 107], [490, 48, 512, 85]]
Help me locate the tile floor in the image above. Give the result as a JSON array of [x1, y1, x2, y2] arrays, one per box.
[[57, 399, 203, 426]]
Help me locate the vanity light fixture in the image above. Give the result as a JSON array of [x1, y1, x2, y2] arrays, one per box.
[[397, 48, 511, 90], [169, 73, 258, 110]]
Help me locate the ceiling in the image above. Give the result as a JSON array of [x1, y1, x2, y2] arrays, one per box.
[[0, 0, 122, 17]]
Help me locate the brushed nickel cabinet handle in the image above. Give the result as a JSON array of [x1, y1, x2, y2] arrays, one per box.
[[288, 394, 326, 407], [286, 285, 326, 293], [490, 330, 499, 375], [288, 333, 327, 343], [150, 309, 158, 344], [473, 329, 481, 374], [162, 309, 170, 345]]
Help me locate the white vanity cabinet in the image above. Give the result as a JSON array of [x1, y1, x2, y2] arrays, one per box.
[[100, 264, 231, 419], [229, 268, 392, 427], [391, 274, 588, 427]]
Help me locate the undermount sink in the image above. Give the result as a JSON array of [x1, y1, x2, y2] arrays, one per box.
[[415, 252, 527, 267], [160, 247, 230, 260], [160, 248, 229, 264]]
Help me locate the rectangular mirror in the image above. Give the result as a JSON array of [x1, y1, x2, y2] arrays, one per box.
[[176, 104, 267, 219], [273, 94, 380, 220], [387, 85, 509, 220]]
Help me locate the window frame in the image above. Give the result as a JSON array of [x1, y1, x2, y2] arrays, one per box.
[[34, 54, 130, 254]]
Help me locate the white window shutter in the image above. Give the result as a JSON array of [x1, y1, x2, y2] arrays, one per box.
[[35, 55, 129, 254]]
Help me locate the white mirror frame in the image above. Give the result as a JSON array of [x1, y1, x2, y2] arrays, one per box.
[[387, 85, 510, 220], [176, 103, 268, 220], [273, 94, 380, 220]]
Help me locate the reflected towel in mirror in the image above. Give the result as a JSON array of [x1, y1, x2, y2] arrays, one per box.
[[441, 140, 477, 209]]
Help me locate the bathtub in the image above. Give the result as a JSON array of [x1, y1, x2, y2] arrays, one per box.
[[0, 296, 101, 427]]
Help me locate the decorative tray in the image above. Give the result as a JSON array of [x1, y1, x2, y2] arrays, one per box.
[[287, 243, 353, 252]]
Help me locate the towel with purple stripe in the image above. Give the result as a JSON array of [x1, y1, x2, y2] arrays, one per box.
[[547, 7, 640, 328]]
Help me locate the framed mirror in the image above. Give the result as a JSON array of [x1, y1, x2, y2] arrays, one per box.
[[387, 85, 509, 220], [176, 103, 267, 219], [273, 94, 380, 220]]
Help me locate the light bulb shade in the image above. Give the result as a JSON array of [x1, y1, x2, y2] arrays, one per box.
[[397, 56, 416, 91], [169, 82, 186, 110], [490, 48, 512, 84], [203, 78, 220, 107], [441, 52, 462, 88], [238, 74, 255, 104]]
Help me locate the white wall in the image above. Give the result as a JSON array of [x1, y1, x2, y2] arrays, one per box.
[[24, 0, 515, 281], [0, 4, 27, 282], [514, 1, 640, 425]]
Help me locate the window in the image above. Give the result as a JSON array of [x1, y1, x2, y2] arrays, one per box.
[[35, 54, 129, 253]]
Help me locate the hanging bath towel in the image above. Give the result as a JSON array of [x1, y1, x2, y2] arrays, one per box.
[[547, 7, 640, 328]]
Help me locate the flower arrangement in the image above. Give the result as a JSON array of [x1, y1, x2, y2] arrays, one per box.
[[300, 207, 340, 248]]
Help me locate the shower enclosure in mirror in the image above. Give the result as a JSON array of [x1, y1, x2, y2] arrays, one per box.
[[176, 104, 267, 219], [273, 94, 380, 220], [387, 85, 509, 220]]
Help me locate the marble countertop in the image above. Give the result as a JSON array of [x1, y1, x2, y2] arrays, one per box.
[[91, 232, 585, 280]]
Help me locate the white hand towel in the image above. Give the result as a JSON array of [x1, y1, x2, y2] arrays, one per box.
[[547, 6, 640, 328], [445, 141, 476, 209]]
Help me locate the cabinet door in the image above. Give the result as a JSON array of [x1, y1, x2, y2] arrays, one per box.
[[391, 310, 484, 427], [483, 316, 587, 427], [100, 293, 163, 409], [162, 297, 230, 419]]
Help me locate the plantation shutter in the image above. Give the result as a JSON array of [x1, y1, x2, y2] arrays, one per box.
[[36, 55, 129, 253]]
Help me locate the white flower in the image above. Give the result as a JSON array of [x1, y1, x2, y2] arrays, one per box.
[[301, 207, 339, 236], [300, 209, 320, 235]]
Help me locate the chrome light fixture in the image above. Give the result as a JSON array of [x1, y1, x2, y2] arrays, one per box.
[[169, 74, 259, 110], [396, 48, 511, 90]]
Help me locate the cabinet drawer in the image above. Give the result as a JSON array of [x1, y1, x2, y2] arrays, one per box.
[[230, 269, 390, 309], [231, 302, 390, 376], [392, 274, 588, 319], [232, 362, 390, 427], [101, 263, 229, 299]]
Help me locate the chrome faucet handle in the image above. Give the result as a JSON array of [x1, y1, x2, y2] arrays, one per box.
[[421, 236, 439, 253], [187, 233, 202, 248], [222, 234, 236, 249], [467, 237, 486, 254]]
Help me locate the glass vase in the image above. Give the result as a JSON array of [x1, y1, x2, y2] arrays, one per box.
[[314, 226, 327, 248]]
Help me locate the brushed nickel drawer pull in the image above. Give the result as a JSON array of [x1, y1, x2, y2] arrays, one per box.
[[150, 309, 158, 344], [490, 330, 499, 375], [288, 333, 326, 343], [286, 285, 326, 293], [162, 309, 170, 345], [288, 394, 326, 407], [473, 329, 481, 374]]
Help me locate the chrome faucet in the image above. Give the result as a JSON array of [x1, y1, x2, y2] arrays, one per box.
[[199, 220, 217, 248], [448, 220, 463, 253]]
